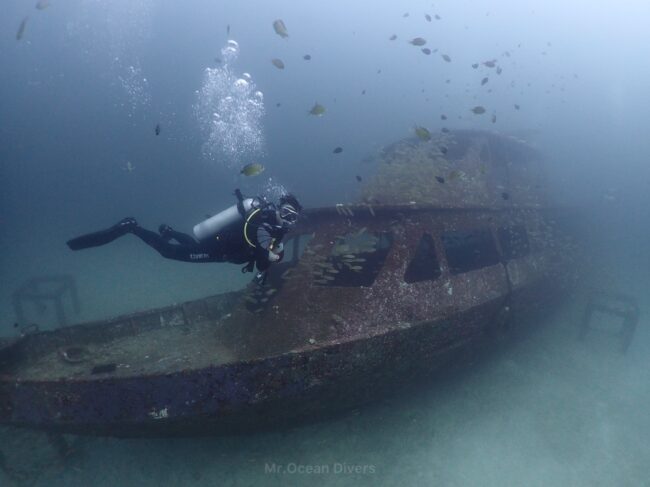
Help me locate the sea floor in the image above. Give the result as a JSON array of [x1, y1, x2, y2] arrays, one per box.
[[1, 227, 650, 486]]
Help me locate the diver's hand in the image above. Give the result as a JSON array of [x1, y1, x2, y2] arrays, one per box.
[[268, 250, 281, 262], [254, 271, 267, 286]]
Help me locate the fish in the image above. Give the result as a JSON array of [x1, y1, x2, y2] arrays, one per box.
[[496, 66, 503, 75], [16, 17, 28, 41], [481, 77, 488, 85], [425, 14, 432, 22], [421, 48, 431, 55], [471, 63, 479, 69], [435, 14, 441, 20], [441, 54, 451, 62], [303, 54, 311, 60], [214, 57, 222, 64], [448, 170, 461, 181], [124, 161, 135, 172], [271, 58, 285, 69], [440, 114, 447, 120], [441, 127, 450, 133], [435, 176, 445, 184], [471, 106, 486, 114], [377, 69, 382, 74], [403, 12, 409, 17], [389, 34, 397, 41], [276, 102, 281, 107], [361, 89, 366, 95], [356, 175, 362, 182], [333, 147, 343, 154], [309, 102, 326, 116], [483, 60, 497, 68], [414, 126, 431, 141], [272, 19, 289, 38], [439, 146, 448, 154], [240, 163, 265, 177], [409, 37, 427, 46], [491, 114, 497, 123], [35, 0, 49, 9], [155, 123, 161, 136], [501, 192, 510, 200], [514, 104, 520, 110], [227, 24, 230, 35]]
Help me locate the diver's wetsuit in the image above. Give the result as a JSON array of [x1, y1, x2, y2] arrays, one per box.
[[67, 207, 288, 272]]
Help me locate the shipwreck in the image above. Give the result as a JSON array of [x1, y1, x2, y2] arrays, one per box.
[[0, 130, 576, 436]]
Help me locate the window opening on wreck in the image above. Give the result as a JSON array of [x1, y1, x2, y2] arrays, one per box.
[[442, 229, 500, 274], [312, 230, 393, 287], [244, 233, 313, 313], [404, 233, 442, 284], [498, 225, 530, 260]]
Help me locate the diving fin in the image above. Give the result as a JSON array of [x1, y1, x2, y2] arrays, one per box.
[[66, 218, 138, 251]]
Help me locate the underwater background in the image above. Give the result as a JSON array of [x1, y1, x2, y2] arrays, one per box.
[[1, 0, 650, 485]]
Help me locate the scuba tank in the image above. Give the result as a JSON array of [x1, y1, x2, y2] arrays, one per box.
[[193, 198, 255, 242]]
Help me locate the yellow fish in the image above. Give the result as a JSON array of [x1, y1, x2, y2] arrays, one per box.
[[309, 103, 326, 116], [240, 163, 265, 177], [414, 126, 431, 141]]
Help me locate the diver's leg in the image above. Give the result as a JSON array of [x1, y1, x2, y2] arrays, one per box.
[[66, 218, 137, 251], [158, 224, 197, 246], [132, 227, 221, 263]]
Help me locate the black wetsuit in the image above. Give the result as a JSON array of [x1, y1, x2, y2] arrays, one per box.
[[137, 209, 285, 271], [67, 206, 288, 272]]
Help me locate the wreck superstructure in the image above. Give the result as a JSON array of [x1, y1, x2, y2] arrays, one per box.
[[0, 130, 575, 436]]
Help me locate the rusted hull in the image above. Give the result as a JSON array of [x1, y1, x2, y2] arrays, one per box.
[[0, 281, 563, 437]]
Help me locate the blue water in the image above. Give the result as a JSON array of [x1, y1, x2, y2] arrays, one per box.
[[2, 0, 650, 485]]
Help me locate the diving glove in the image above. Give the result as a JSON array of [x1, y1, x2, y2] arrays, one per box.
[[268, 242, 284, 262], [254, 271, 268, 286]]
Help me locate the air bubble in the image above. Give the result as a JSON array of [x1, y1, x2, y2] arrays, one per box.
[[194, 40, 265, 169]]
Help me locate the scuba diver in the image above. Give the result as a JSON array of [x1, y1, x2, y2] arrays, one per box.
[[66, 189, 302, 285]]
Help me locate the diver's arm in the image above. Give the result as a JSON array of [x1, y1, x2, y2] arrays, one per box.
[[256, 225, 274, 252], [254, 225, 283, 274]]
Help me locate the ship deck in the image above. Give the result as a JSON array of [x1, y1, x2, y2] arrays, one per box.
[[6, 320, 237, 381]]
